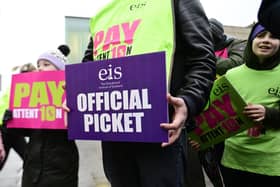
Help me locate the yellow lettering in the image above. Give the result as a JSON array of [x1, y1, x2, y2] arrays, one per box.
[[29, 82, 49, 107], [48, 81, 65, 106], [13, 83, 30, 107]]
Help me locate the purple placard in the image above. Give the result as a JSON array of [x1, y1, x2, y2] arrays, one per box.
[[65, 52, 168, 142]]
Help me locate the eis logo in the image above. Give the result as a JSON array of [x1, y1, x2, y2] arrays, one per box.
[[129, 2, 147, 11], [98, 64, 122, 81], [213, 82, 229, 96], [268, 86, 280, 97]]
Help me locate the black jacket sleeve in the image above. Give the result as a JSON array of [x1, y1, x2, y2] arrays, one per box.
[[82, 37, 94, 62], [264, 106, 280, 129], [1, 109, 31, 136], [216, 39, 247, 75], [172, 0, 216, 118]]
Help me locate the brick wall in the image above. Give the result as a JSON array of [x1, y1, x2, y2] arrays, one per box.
[[224, 25, 252, 40]]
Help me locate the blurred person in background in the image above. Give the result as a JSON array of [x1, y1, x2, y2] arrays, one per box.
[[0, 63, 36, 171]]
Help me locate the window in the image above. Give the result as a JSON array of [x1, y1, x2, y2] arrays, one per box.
[[65, 16, 91, 64]]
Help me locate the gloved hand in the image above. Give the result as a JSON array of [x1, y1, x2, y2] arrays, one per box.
[[1, 109, 13, 133], [2, 109, 12, 124]]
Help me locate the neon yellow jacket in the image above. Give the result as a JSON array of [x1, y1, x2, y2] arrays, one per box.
[[0, 89, 9, 126]]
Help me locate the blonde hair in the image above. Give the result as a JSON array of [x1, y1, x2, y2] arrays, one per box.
[[19, 63, 36, 73]]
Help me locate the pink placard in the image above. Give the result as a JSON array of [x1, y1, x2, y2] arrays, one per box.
[[7, 71, 66, 129]]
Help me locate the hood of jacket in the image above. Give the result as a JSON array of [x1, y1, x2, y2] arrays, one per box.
[[243, 23, 280, 70]]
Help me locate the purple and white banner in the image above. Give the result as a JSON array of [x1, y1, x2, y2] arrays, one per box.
[[65, 52, 168, 142]]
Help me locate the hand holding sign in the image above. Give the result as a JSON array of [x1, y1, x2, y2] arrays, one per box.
[[62, 99, 69, 127], [188, 76, 255, 150], [243, 104, 265, 123], [188, 138, 201, 151], [160, 94, 188, 147], [61, 84, 70, 127]]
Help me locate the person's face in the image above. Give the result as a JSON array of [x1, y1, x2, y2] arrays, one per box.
[[252, 31, 280, 63], [37, 59, 58, 71]]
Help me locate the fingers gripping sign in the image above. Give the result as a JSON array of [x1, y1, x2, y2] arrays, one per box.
[[160, 94, 188, 147]]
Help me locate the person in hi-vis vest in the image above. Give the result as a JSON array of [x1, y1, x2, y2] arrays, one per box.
[[0, 63, 36, 170], [78, 0, 216, 186]]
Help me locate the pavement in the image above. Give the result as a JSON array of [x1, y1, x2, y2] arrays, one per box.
[[0, 141, 110, 187], [0, 149, 23, 187], [0, 141, 213, 187]]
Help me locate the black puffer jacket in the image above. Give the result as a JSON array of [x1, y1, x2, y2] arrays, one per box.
[[21, 130, 79, 187], [1, 111, 79, 187], [215, 38, 247, 75], [82, 0, 216, 120]]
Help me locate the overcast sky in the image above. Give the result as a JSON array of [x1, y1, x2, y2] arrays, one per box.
[[87, 0, 263, 26], [0, 0, 263, 28], [0, 0, 263, 75], [88, 0, 263, 27], [200, 0, 262, 26]]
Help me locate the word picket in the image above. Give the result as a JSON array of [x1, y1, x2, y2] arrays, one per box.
[[83, 112, 144, 133]]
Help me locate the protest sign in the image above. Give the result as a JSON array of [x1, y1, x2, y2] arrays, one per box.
[[188, 76, 255, 150], [8, 71, 66, 129], [66, 52, 168, 142]]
